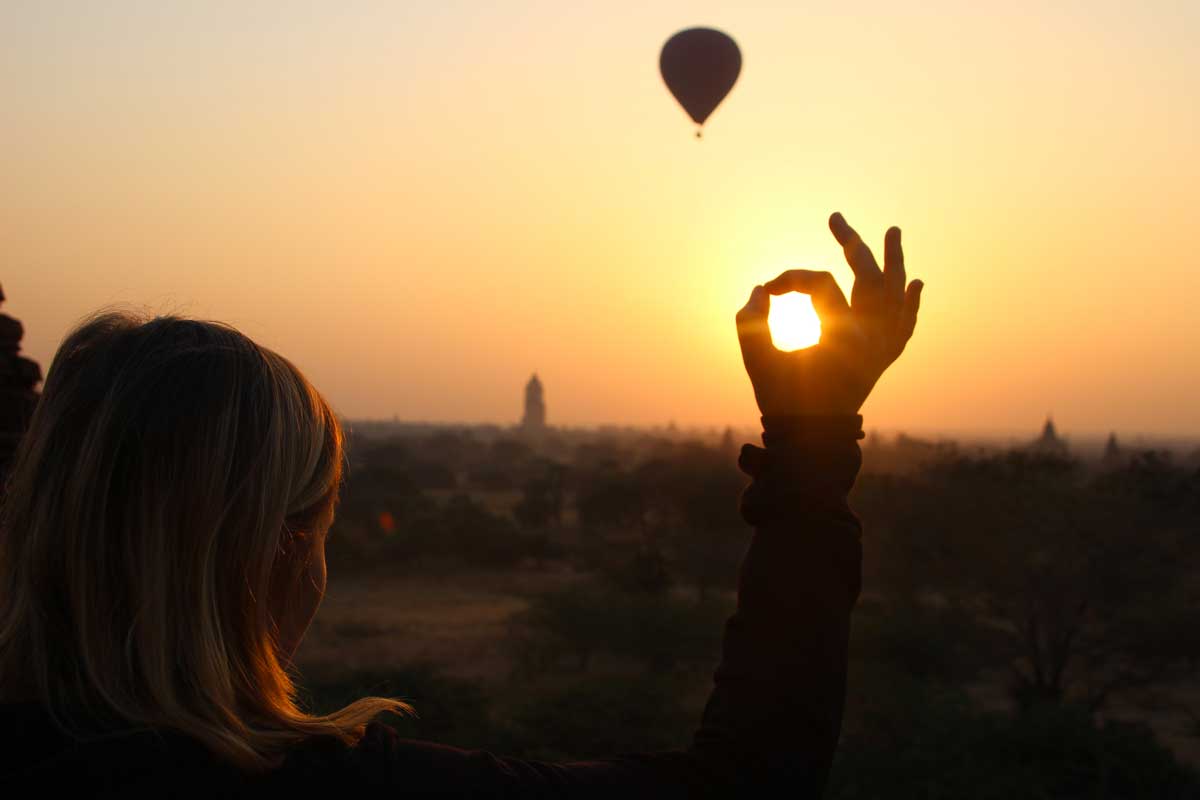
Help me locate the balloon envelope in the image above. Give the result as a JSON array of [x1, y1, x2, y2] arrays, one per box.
[[659, 28, 741, 128]]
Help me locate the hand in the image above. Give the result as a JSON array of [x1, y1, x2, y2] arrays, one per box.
[[736, 213, 924, 416]]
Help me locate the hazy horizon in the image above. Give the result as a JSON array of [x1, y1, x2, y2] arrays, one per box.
[[6, 2, 1198, 435], [343, 411, 1200, 451]]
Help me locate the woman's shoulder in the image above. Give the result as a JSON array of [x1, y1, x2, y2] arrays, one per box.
[[2, 704, 685, 797], [0, 704, 505, 795], [0, 701, 249, 796]]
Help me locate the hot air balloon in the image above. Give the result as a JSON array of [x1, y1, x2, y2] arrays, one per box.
[[659, 27, 741, 138]]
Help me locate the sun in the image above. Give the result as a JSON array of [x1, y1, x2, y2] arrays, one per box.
[[768, 292, 822, 351]]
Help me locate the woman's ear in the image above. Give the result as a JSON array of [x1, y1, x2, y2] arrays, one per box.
[[279, 527, 313, 561]]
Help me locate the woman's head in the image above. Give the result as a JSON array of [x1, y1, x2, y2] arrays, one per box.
[[0, 312, 407, 769]]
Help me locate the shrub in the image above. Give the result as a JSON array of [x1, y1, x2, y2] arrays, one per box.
[[509, 581, 728, 674], [830, 684, 1200, 800], [500, 674, 695, 760]]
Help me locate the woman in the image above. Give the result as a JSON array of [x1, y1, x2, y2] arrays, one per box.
[[0, 213, 921, 797]]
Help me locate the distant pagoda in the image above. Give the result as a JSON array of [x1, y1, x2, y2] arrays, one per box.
[[1030, 416, 1067, 456], [522, 373, 546, 431], [1103, 432, 1121, 462]]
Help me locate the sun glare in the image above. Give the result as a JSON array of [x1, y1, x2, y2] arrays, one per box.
[[768, 292, 822, 351]]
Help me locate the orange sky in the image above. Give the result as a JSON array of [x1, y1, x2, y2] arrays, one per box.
[[4, 2, 1198, 436]]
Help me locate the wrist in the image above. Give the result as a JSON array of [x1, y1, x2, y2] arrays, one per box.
[[760, 414, 865, 449], [737, 417, 864, 527], [736, 414, 864, 494]]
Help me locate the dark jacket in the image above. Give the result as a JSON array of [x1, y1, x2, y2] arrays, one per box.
[[0, 421, 863, 797]]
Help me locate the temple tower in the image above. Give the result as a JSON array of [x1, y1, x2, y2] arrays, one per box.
[[1030, 416, 1067, 456], [1104, 432, 1121, 459], [522, 373, 546, 431]]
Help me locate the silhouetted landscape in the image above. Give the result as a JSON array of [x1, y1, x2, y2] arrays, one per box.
[[5, 287, 1200, 795], [294, 396, 1200, 797], [5, 4, 1199, 795]]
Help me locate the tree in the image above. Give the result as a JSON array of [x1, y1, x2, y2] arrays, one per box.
[[876, 451, 1200, 711], [514, 460, 567, 530], [437, 494, 546, 566], [575, 472, 648, 534]]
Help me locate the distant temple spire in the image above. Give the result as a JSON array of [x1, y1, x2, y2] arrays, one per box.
[[1103, 432, 1122, 465], [1030, 415, 1067, 455], [1104, 431, 1123, 470], [522, 373, 546, 431]]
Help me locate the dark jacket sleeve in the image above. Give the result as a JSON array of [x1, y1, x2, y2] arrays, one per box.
[[292, 417, 864, 798], [689, 416, 863, 794]]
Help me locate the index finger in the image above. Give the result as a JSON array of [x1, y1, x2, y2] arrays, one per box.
[[763, 269, 851, 323], [829, 212, 882, 281]]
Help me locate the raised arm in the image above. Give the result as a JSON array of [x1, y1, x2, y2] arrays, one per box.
[[682, 212, 923, 793]]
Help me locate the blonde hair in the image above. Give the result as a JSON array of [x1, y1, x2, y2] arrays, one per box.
[[0, 312, 410, 771]]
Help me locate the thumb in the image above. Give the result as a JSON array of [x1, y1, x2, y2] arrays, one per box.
[[736, 285, 773, 377]]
